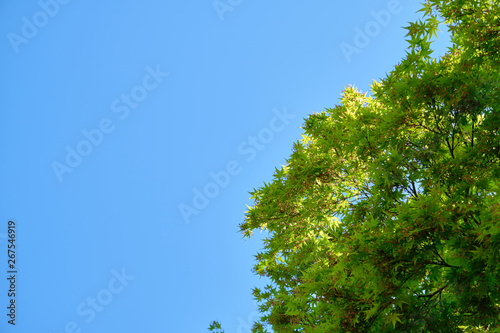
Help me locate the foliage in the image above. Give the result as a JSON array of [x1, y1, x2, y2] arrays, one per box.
[[210, 0, 500, 331]]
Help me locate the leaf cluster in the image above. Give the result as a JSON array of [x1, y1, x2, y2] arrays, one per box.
[[210, 1, 500, 332]]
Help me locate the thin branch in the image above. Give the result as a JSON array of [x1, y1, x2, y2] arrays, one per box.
[[418, 283, 449, 299]]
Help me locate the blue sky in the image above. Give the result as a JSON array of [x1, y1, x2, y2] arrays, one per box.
[[0, 1, 451, 332]]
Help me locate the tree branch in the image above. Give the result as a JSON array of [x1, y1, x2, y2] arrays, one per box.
[[418, 283, 449, 299]]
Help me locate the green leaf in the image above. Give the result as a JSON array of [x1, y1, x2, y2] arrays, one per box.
[[387, 313, 403, 329]]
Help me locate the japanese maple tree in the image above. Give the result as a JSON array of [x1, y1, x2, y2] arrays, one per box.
[[211, 0, 500, 331]]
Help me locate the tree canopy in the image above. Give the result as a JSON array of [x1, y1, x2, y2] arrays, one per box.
[[211, 0, 500, 331]]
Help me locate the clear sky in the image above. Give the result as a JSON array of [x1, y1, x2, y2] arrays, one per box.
[[0, 1, 451, 332]]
